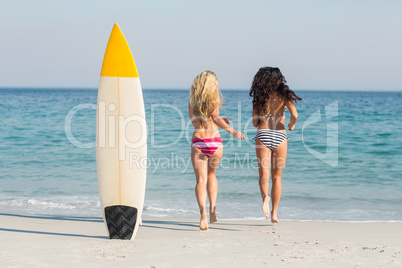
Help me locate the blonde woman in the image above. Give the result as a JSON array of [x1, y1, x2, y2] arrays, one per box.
[[189, 71, 245, 230]]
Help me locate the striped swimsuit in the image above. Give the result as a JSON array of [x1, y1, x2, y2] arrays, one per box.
[[255, 110, 288, 151]]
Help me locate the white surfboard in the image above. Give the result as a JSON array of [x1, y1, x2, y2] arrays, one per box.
[[96, 23, 147, 240]]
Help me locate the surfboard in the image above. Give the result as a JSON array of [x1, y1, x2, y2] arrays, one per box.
[[96, 23, 147, 240]]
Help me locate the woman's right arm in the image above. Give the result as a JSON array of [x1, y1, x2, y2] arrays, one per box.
[[286, 101, 298, 131], [188, 102, 192, 119], [252, 108, 260, 128], [188, 102, 197, 128]]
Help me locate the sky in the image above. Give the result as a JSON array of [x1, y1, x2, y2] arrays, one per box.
[[0, 0, 401, 91]]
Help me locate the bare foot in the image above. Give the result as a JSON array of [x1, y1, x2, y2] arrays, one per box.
[[262, 196, 270, 218], [210, 211, 218, 223], [200, 214, 208, 230], [271, 211, 279, 223]]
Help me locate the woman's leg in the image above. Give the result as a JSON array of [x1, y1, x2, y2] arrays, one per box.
[[270, 139, 287, 223], [255, 138, 271, 218], [191, 146, 209, 230], [207, 147, 223, 223]]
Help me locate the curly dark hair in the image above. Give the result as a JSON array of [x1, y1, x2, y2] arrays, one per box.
[[249, 67, 301, 115]]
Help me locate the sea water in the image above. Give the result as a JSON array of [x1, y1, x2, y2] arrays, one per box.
[[1, 88, 401, 221]]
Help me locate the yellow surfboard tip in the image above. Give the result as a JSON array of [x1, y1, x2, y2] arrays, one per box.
[[100, 24, 139, 78]]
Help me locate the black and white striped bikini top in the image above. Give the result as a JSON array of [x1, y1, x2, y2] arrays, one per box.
[[260, 107, 286, 120]]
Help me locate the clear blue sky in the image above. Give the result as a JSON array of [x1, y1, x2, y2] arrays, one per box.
[[0, 0, 401, 90]]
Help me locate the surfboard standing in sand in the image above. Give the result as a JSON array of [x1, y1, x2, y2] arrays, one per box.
[[96, 23, 147, 240]]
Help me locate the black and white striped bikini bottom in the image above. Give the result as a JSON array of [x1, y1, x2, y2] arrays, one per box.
[[255, 129, 288, 151]]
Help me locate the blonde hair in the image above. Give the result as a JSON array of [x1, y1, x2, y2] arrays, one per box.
[[189, 71, 223, 127]]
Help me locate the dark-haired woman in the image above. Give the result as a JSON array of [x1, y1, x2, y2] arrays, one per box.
[[249, 67, 301, 223]]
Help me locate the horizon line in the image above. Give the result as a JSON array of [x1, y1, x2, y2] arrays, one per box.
[[0, 87, 401, 93]]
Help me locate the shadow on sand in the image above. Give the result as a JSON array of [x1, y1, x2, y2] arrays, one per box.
[[0, 227, 107, 239], [0, 213, 268, 237], [0, 213, 107, 239], [142, 219, 242, 232], [0, 213, 103, 223]]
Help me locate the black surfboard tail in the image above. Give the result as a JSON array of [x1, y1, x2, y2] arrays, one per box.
[[104, 205, 138, 240]]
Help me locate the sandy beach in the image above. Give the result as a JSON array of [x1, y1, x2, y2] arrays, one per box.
[[1, 213, 401, 267]]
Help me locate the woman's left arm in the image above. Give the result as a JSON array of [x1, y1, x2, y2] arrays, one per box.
[[286, 101, 298, 131], [211, 108, 245, 139]]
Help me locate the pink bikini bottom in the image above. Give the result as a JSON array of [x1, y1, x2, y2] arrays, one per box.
[[191, 137, 223, 156]]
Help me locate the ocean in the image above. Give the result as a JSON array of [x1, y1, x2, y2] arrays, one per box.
[[1, 88, 401, 222]]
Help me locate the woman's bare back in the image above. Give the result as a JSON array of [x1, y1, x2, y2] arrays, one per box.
[[255, 94, 287, 131], [189, 103, 220, 139]]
